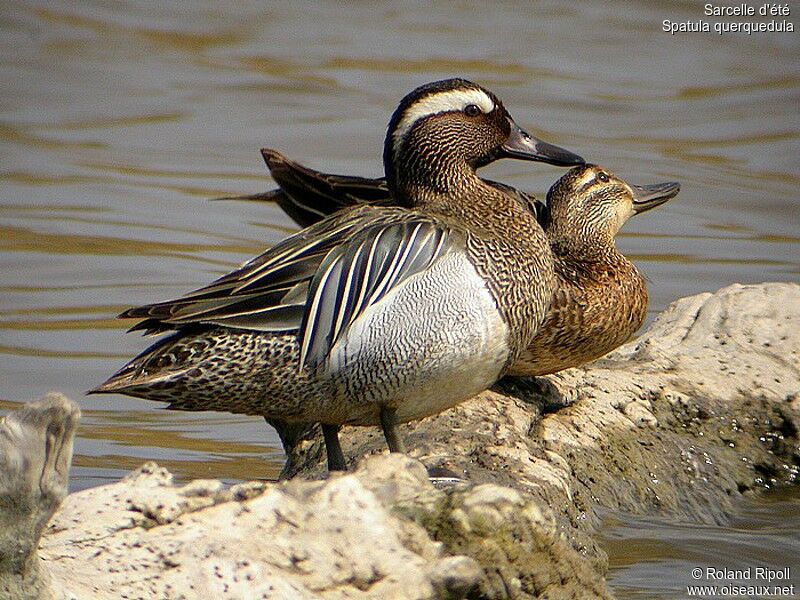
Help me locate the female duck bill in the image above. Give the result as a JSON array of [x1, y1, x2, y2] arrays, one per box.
[[631, 181, 681, 213]]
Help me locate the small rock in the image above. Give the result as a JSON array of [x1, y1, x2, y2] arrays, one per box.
[[428, 555, 482, 598]]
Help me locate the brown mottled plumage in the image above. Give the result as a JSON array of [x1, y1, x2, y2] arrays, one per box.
[[508, 164, 679, 375], [90, 79, 584, 472], [215, 148, 548, 229]]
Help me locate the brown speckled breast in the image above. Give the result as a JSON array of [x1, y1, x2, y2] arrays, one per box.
[[507, 251, 647, 376]]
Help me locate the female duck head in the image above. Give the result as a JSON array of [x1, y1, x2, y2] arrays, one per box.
[[546, 164, 680, 254], [382, 78, 584, 195]]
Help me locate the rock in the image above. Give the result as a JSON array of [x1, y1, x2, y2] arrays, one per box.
[[254, 282, 799, 589], [0, 393, 80, 600], [41, 455, 478, 599], [8, 282, 800, 598], [39, 452, 605, 599]]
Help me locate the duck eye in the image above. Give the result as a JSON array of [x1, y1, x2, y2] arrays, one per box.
[[464, 104, 481, 117], [597, 172, 610, 183]]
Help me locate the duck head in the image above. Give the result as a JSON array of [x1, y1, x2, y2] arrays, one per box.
[[546, 164, 680, 256], [383, 78, 584, 195]]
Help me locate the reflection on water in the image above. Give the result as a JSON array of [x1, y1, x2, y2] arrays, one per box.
[[600, 488, 800, 599], [1, 1, 798, 492]]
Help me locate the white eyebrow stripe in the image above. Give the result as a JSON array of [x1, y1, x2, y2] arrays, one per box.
[[392, 88, 495, 158], [576, 169, 596, 189]]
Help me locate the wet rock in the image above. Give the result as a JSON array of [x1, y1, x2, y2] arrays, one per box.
[[13, 282, 800, 599], [0, 393, 80, 600]]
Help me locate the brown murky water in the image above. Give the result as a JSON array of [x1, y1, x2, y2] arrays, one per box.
[[601, 488, 800, 599], [1, 1, 798, 594]]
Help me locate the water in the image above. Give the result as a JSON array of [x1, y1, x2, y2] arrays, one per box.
[[601, 488, 800, 599], [1, 1, 798, 593]]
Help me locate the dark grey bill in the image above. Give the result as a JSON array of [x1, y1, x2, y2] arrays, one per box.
[[631, 181, 681, 213], [500, 119, 584, 166]]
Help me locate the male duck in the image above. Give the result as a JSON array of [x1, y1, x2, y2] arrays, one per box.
[[91, 79, 584, 471], [221, 157, 678, 376]]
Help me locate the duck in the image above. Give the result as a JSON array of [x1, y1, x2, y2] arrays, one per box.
[[221, 155, 680, 376], [90, 78, 585, 472], [512, 164, 679, 375]]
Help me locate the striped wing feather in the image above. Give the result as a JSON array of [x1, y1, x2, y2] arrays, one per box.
[[300, 221, 450, 369], [121, 207, 453, 369]]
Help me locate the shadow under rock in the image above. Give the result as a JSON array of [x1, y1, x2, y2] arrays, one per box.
[[491, 375, 570, 416]]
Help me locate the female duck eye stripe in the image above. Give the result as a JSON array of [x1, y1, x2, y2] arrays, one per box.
[[573, 170, 598, 195], [391, 88, 496, 157]]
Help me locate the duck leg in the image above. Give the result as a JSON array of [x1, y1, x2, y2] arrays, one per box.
[[322, 423, 347, 471], [380, 406, 406, 453]]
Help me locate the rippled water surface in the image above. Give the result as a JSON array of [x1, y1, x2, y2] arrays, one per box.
[[1, 2, 798, 591], [601, 488, 800, 599]]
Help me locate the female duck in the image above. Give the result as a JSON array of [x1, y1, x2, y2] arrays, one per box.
[[91, 79, 583, 471], [512, 164, 679, 375]]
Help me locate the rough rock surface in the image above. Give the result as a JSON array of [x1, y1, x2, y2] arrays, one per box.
[[41, 456, 608, 599], [25, 283, 800, 598], [0, 393, 80, 600]]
